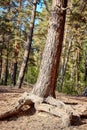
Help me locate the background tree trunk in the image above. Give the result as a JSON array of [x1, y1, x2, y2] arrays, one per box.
[[17, 0, 37, 88], [84, 52, 87, 81], [4, 50, 9, 85], [1, 51, 9, 85], [59, 36, 73, 91], [12, 33, 19, 86], [12, 62, 17, 86], [0, 48, 2, 81], [32, 0, 68, 98]]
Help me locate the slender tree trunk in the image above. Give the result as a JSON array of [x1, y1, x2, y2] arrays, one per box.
[[12, 62, 17, 86], [75, 51, 78, 88], [4, 49, 9, 85], [84, 52, 87, 81], [12, 43, 19, 86], [1, 49, 9, 85], [17, 0, 37, 88], [12, 32, 19, 86], [75, 50, 79, 91], [59, 36, 73, 91], [83, 52, 87, 96], [70, 50, 76, 82], [0, 48, 2, 80], [58, 24, 67, 91], [32, 0, 68, 98], [1, 35, 9, 85], [12, 0, 22, 86]]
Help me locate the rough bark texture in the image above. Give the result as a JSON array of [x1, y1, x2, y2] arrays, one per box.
[[32, 0, 68, 98], [17, 0, 37, 88]]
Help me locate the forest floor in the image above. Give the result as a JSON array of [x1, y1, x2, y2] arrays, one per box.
[[0, 86, 87, 130]]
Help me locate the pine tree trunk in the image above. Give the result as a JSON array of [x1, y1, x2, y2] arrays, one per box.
[[12, 62, 17, 86], [70, 52, 76, 82], [1, 38, 9, 85], [32, 0, 68, 98], [59, 36, 73, 91], [12, 33, 19, 86], [0, 48, 2, 81], [17, 0, 37, 88], [4, 50, 9, 85], [12, 0, 22, 86], [84, 52, 87, 81], [1, 52, 8, 85]]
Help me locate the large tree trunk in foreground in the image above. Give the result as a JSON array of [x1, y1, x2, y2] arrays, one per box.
[[17, 0, 37, 88], [32, 0, 68, 98]]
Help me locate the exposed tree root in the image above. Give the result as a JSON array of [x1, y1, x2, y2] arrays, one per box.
[[0, 92, 87, 127]]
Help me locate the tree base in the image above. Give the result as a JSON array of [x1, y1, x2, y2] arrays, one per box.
[[0, 92, 87, 127]]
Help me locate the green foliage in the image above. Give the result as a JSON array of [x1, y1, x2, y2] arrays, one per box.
[[57, 0, 87, 95], [25, 65, 39, 84]]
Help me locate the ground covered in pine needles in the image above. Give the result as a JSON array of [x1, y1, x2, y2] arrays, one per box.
[[0, 86, 87, 130]]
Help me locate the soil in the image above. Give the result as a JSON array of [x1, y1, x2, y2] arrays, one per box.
[[0, 86, 87, 130]]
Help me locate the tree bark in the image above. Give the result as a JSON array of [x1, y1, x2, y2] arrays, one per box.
[[4, 50, 9, 85], [12, 39, 19, 86], [12, 62, 18, 86], [1, 51, 9, 85], [82, 52, 87, 96], [17, 0, 37, 88], [59, 36, 73, 91], [84, 52, 87, 81], [32, 0, 68, 98], [0, 48, 2, 81]]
